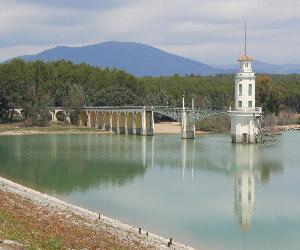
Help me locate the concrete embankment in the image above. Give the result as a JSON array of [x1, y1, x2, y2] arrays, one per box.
[[0, 177, 195, 250]]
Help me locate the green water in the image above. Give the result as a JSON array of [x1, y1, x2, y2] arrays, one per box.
[[0, 132, 299, 250]]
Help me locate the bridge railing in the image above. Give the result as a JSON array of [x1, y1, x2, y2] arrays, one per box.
[[50, 106, 228, 112], [83, 106, 153, 111]]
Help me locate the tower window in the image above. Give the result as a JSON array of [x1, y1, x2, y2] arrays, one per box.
[[239, 84, 243, 96], [239, 101, 242, 108], [248, 101, 252, 108], [248, 84, 253, 96], [238, 178, 242, 185], [248, 192, 252, 201]]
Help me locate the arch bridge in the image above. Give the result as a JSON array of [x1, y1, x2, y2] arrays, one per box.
[[51, 105, 226, 139]]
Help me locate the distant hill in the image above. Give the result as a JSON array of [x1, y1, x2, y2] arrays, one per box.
[[19, 41, 220, 76], [217, 61, 300, 74], [16, 41, 300, 76]]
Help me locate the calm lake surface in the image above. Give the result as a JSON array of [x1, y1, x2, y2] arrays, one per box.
[[0, 132, 299, 250]]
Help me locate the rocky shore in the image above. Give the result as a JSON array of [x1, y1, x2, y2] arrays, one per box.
[[0, 177, 195, 250], [277, 124, 300, 131]]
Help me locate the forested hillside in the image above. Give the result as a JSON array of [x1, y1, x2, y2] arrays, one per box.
[[0, 59, 299, 125]]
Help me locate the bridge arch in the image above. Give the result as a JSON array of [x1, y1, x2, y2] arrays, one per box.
[[112, 112, 118, 133], [80, 111, 88, 126], [127, 112, 134, 134], [104, 112, 111, 131], [135, 112, 142, 135], [68, 111, 76, 125], [90, 111, 96, 128], [97, 112, 104, 129], [119, 112, 126, 134], [55, 111, 65, 122]]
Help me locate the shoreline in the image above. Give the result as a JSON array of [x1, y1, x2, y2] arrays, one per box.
[[0, 176, 195, 250], [0, 122, 298, 138], [0, 122, 211, 136], [277, 124, 300, 131]]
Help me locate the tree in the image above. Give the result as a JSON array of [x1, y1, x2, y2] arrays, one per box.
[[93, 86, 140, 106], [0, 59, 299, 126], [256, 75, 272, 112], [256, 75, 287, 115], [63, 84, 86, 126], [268, 85, 286, 115], [23, 84, 52, 127]]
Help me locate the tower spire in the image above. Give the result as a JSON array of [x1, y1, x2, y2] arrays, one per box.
[[244, 21, 247, 56]]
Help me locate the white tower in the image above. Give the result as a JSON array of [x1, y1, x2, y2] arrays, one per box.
[[228, 22, 262, 143]]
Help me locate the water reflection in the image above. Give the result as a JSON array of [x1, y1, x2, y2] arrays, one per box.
[[0, 135, 148, 193], [233, 146, 257, 230], [0, 133, 293, 249], [0, 134, 283, 196], [171, 138, 283, 236], [0, 135, 283, 230]]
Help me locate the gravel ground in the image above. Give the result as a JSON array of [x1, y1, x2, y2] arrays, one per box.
[[0, 240, 24, 250]]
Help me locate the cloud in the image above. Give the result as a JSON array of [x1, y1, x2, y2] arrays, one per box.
[[0, 0, 299, 64]]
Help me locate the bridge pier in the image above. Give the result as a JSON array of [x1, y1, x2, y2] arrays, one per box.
[[87, 112, 91, 127], [181, 109, 195, 139], [142, 109, 154, 136], [66, 112, 71, 124], [51, 111, 57, 122]]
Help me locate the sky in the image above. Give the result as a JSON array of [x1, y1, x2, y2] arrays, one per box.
[[0, 0, 299, 65]]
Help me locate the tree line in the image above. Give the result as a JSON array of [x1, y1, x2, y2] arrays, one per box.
[[0, 59, 299, 126]]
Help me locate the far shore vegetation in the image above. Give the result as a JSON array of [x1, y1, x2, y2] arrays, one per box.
[[0, 59, 299, 132]]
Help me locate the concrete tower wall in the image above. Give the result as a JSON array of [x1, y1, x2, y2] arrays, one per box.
[[234, 69, 256, 110], [230, 114, 257, 143]]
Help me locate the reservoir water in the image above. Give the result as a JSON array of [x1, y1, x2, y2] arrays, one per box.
[[0, 132, 299, 250]]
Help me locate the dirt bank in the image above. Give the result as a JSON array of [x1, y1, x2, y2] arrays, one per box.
[[0, 177, 195, 250], [154, 122, 209, 134], [0, 122, 209, 136], [0, 124, 111, 136]]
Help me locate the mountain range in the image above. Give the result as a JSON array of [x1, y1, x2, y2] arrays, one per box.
[[17, 41, 300, 76]]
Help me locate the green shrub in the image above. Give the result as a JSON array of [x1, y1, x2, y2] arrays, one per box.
[[196, 114, 230, 132]]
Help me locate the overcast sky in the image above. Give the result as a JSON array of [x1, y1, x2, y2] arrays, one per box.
[[0, 0, 299, 65]]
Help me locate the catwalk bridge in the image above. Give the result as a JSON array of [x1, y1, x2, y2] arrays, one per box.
[[50, 103, 227, 139]]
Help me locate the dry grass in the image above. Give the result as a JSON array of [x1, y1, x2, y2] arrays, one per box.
[[0, 190, 147, 250], [0, 123, 110, 136]]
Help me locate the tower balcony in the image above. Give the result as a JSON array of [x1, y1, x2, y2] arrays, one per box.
[[228, 106, 262, 115]]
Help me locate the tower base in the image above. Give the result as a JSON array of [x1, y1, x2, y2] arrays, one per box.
[[181, 131, 195, 139], [231, 134, 257, 144], [229, 110, 261, 144]]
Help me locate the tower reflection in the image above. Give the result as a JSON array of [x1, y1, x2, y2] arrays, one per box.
[[231, 144, 283, 249], [233, 145, 257, 230]]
